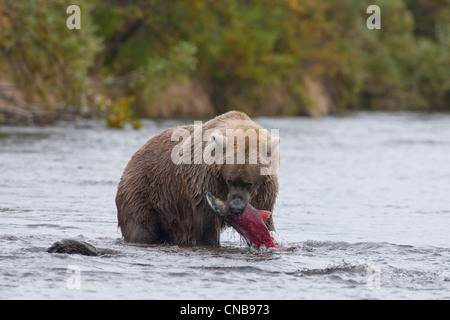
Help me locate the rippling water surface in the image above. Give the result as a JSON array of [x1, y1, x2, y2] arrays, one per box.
[[1, 112, 449, 299]]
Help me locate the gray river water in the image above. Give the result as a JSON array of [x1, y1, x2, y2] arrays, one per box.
[[0, 112, 449, 299]]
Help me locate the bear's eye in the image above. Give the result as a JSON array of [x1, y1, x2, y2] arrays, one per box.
[[227, 179, 234, 186], [244, 183, 253, 189]]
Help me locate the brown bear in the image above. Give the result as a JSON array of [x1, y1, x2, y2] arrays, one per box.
[[116, 111, 280, 247]]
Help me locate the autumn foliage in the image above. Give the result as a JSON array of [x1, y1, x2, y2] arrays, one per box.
[[1, 0, 450, 126]]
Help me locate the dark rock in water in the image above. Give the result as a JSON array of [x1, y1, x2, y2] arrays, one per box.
[[47, 239, 101, 256]]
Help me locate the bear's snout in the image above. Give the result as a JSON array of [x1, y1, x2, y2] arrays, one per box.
[[229, 197, 246, 214], [227, 183, 251, 214]]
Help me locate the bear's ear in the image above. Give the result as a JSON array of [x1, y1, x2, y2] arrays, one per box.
[[209, 130, 229, 147], [272, 136, 280, 148], [270, 137, 280, 154]]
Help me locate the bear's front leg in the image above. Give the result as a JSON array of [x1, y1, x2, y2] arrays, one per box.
[[192, 199, 222, 247]]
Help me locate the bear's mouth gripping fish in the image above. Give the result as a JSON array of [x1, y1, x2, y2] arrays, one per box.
[[205, 190, 282, 250]]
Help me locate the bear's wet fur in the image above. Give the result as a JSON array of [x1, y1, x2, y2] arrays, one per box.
[[116, 111, 279, 247]]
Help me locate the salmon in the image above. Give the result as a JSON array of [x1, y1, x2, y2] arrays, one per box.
[[205, 190, 282, 250]]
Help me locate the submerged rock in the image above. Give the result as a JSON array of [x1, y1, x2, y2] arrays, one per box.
[[47, 239, 102, 256]]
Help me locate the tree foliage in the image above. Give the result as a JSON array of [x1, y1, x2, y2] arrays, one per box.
[[0, 0, 100, 111], [1, 0, 449, 125]]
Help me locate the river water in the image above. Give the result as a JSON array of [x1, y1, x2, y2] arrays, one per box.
[[0, 112, 449, 299]]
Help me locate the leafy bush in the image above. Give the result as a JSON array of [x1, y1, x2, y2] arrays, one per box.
[[0, 0, 101, 112]]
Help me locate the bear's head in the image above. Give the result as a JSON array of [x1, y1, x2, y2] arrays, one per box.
[[206, 120, 280, 214]]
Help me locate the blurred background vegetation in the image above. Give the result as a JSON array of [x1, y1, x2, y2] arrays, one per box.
[[0, 0, 450, 126]]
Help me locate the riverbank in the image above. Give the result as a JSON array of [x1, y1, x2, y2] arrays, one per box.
[[1, 1, 449, 126]]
